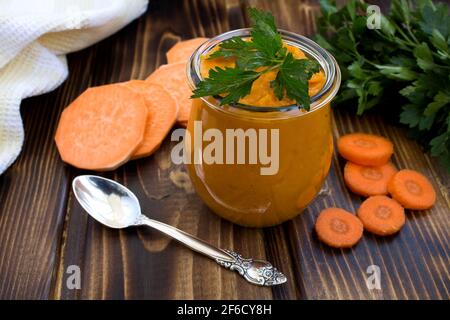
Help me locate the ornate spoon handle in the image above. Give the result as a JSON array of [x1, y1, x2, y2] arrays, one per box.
[[215, 250, 287, 286], [137, 215, 287, 286]]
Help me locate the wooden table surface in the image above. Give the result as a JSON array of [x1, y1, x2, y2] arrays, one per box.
[[0, 0, 449, 300]]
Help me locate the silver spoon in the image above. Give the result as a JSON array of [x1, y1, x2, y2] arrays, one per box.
[[72, 175, 287, 286]]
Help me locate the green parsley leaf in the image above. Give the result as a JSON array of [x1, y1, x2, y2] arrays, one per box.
[[400, 104, 422, 128], [424, 92, 450, 116], [420, 3, 450, 38], [192, 7, 320, 109], [374, 65, 418, 81], [208, 37, 270, 70], [414, 43, 435, 71], [191, 67, 259, 105], [247, 7, 283, 59], [208, 37, 253, 59], [271, 53, 320, 110]]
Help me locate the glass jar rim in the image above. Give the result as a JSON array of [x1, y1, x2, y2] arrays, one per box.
[[186, 28, 341, 115]]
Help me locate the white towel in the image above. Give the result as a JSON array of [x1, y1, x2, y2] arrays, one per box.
[[0, 0, 148, 174]]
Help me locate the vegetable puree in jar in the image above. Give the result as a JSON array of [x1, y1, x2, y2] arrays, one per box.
[[186, 29, 340, 227]]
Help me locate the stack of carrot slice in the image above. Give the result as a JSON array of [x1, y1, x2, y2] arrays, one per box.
[[54, 37, 208, 170], [315, 133, 437, 248]]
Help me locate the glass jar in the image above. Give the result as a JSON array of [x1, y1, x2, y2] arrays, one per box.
[[185, 29, 341, 227]]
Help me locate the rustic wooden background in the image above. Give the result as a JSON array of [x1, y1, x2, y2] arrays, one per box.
[[0, 0, 448, 300]]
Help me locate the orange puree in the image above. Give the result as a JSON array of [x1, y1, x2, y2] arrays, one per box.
[[200, 43, 326, 106]]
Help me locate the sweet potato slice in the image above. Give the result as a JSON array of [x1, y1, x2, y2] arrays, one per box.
[[146, 62, 192, 124], [55, 84, 147, 171], [166, 37, 209, 64], [121, 80, 178, 159]]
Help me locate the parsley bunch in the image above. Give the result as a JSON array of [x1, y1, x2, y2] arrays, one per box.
[[192, 8, 320, 110], [316, 0, 450, 170]]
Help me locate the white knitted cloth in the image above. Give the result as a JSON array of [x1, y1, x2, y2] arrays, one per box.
[[0, 0, 148, 174]]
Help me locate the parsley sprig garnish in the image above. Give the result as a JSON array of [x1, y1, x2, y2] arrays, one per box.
[[316, 0, 450, 170], [191, 8, 320, 110]]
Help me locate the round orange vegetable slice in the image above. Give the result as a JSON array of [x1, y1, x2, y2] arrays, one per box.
[[344, 161, 397, 197], [146, 63, 192, 124], [357, 196, 406, 236], [387, 169, 436, 210], [55, 84, 147, 170], [315, 208, 363, 248], [120, 80, 178, 159], [338, 133, 394, 166], [166, 37, 209, 64]]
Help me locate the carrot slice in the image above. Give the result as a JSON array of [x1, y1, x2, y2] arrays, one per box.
[[120, 80, 178, 159], [344, 161, 397, 197], [55, 84, 147, 170], [338, 133, 394, 166], [387, 169, 436, 210], [146, 63, 192, 124], [315, 208, 363, 248], [166, 37, 209, 64], [357, 196, 405, 236]]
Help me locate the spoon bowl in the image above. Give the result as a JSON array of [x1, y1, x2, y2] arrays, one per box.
[[72, 175, 141, 229]]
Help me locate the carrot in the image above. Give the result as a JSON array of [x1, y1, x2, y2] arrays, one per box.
[[166, 38, 209, 64], [120, 80, 178, 159], [315, 208, 363, 248], [338, 133, 394, 166], [55, 84, 147, 170], [387, 169, 436, 210], [146, 63, 192, 124], [344, 161, 397, 197], [357, 196, 405, 236]]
